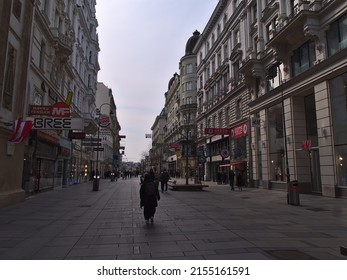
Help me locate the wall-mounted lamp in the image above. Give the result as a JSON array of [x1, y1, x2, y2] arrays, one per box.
[[339, 156, 343, 167], [320, 127, 327, 138]]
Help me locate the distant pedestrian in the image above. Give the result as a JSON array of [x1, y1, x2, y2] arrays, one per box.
[[236, 170, 243, 191], [229, 169, 235, 190], [140, 172, 160, 224], [159, 168, 170, 191]]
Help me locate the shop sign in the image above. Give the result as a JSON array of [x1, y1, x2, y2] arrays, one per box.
[[98, 114, 110, 128], [29, 102, 71, 117], [51, 102, 70, 117], [29, 105, 52, 116], [251, 117, 261, 127], [204, 128, 231, 135], [220, 148, 230, 158], [68, 131, 86, 139], [28, 117, 84, 130], [169, 143, 182, 149], [198, 155, 206, 163], [230, 122, 248, 139]]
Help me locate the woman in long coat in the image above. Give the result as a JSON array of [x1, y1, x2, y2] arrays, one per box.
[[140, 172, 160, 223]]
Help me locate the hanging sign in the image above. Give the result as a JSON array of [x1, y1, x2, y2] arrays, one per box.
[[230, 122, 248, 139], [28, 117, 83, 130], [204, 128, 231, 135], [220, 148, 230, 158]]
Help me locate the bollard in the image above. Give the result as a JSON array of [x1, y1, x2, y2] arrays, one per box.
[[93, 178, 99, 191]]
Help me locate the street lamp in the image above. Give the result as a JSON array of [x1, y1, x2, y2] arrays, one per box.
[[267, 62, 298, 205], [93, 103, 114, 191], [184, 113, 191, 185]]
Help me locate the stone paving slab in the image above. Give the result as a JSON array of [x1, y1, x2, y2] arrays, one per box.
[[0, 177, 346, 260]]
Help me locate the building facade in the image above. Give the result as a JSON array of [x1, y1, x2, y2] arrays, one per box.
[[0, 0, 106, 206], [195, 0, 250, 183], [150, 108, 166, 172], [161, 31, 201, 179], [95, 82, 121, 178], [0, 0, 36, 206], [190, 0, 347, 198]]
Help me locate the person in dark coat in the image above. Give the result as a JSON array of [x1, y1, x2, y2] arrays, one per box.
[[159, 168, 170, 191], [236, 170, 243, 191], [229, 169, 235, 190], [140, 172, 160, 224]]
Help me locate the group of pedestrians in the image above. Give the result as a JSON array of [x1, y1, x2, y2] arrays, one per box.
[[228, 169, 244, 191], [139, 168, 170, 224], [139, 168, 245, 224]]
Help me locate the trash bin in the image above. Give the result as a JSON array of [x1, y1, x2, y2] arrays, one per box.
[[287, 180, 300, 206], [93, 178, 99, 191]]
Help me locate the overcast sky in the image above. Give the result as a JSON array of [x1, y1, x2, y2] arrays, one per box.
[[96, 0, 218, 162]]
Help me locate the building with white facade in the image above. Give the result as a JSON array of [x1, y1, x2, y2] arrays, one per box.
[[159, 30, 201, 179], [191, 0, 347, 198], [0, 0, 102, 206], [95, 82, 121, 178], [0, 0, 36, 206]]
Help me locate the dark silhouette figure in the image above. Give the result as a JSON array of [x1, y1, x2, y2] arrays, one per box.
[[229, 169, 235, 190], [159, 168, 170, 191], [140, 172, 160, 224], [236, 170, 243, 191]]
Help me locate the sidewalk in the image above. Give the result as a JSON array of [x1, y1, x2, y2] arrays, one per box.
[[0, 177, 346, 260]]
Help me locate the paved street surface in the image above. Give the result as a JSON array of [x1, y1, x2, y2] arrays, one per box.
[[0, 177, 346, 260]]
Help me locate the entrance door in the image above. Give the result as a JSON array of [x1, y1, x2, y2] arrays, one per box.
[[310, 149, 322, 193]]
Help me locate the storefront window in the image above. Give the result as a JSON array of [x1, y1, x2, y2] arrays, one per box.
[[268, 103, 284, 181], [330, 73, 347, 186]]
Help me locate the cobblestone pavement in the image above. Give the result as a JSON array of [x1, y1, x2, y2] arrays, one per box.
[[0, 177, 346, 260]]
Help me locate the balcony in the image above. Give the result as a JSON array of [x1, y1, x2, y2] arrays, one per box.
[[266, 3, 319, 51], [180, 103, 197, 111], [51, 28, 74, 59], [240, 56, 264, 80]]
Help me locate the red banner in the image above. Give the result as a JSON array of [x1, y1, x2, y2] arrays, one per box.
[[204, 128, 231, 135], [230, 122, 248, 139]]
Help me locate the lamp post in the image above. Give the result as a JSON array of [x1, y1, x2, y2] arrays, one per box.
[[184, 113, 191, 185], [277, 63, 290, 185], [93, 103, 113, 191], [267, 62, 298, 205]]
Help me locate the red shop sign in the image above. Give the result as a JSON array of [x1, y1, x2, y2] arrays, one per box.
[[230, 122, 248, 139], [204, 128, 231, 135]]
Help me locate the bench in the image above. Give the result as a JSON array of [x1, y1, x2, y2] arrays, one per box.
[[169, 183, 209, 191]]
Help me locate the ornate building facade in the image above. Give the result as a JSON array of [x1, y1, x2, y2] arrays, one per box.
[[0, 0, 107, 206], [193, 0, 347, 197]]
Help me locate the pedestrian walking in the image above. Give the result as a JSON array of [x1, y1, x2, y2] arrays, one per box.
[[140, 172, 160, 224], [236, 170, 243, 191], [229, 169, 235, 190], [159, 168, 170, 191]]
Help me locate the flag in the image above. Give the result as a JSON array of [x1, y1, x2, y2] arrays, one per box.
[[301, 139, 311, 151], [8, 118, 33, 144]]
